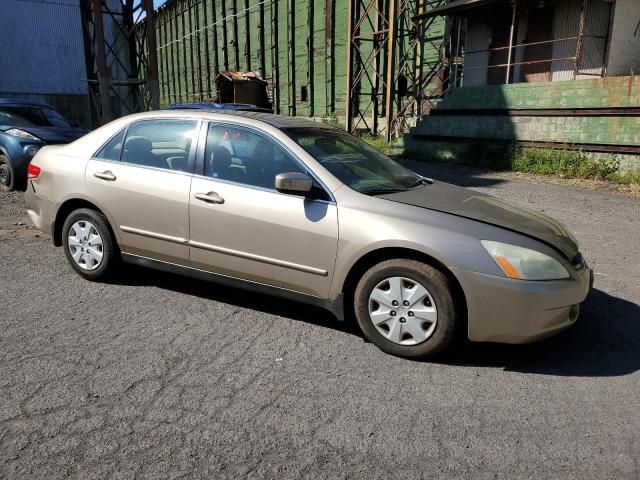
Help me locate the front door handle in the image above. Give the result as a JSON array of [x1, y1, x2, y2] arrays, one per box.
[[194, 191, 225, 204], [94, 170, 117, 181]]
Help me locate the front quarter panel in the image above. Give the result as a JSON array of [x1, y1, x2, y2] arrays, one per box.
[[332, 185, 581, 293], [330, 187, 511, 298]]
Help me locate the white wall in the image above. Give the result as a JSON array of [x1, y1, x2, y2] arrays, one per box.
[[606, 0, 640, 76]]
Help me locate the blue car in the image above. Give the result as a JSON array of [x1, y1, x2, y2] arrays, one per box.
[[0, 99, 87, 191]]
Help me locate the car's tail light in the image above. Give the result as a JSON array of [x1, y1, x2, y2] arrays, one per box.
[[27, 164, 41, 179]]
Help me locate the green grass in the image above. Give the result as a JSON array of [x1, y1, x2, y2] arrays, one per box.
[[320, 114, 343, 129], [468, 145, 640, 185], [360, 134, 403, 156]]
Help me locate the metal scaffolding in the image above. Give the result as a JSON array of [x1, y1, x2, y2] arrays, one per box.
[[80, 0, 160, 127], [345, 0, 449, 141]]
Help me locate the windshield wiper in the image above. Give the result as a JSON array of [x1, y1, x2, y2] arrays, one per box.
[[360, 187, 409, 196], [407, 177, 433, 188]]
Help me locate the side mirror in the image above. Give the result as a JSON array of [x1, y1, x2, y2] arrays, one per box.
[[275, 172, 313, 195]]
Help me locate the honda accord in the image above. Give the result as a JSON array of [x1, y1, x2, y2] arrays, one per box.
[[24, 111, 593, 359]]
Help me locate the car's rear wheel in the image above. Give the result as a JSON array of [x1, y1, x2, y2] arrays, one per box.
[[354, 259, 458, 359], [62, 208, 116, 280], [0, 154, 16, 191]]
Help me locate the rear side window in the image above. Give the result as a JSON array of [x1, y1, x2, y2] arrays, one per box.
[[120, 120, 197, 172], [95, 129, 125, 161]]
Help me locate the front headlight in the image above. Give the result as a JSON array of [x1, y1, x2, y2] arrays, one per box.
[[481, 240, 570, 280], [24, 145, 41, 157], [5, 128, 40, 141]]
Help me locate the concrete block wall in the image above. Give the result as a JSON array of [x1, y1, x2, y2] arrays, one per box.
[[404, 76, 640, 170], [434, 76, 640, 111]]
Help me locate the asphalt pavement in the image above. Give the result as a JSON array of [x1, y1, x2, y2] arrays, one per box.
[[1, 163, 639, 479]]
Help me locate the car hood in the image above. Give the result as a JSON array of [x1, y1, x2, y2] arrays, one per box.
[[380, 181, 579, 259], [9, 126, 87, 144]]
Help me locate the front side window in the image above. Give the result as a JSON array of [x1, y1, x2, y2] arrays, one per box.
[[284, 128, 423, 195], [204, 124, 306, 190], [118, 119, 197, 172]]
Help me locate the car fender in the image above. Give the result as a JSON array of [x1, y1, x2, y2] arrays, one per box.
[[53, 191, 124, 248]]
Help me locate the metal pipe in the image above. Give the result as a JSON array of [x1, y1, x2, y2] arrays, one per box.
[[371, 0, 384, 133], [287, 0, 295, 116], [231, 0, 240, 71], [345, 0, 354, 131], [91, 0, 113, 123], [258, 0, 266, 77], [244, 0, 251, 71], [325, 0, 334, 116], [221, 0, 229, 70], [271, 0, 280, 113], [602, 0, 617, 77], [211, 0, 220, 84], [505, 1, 516, 85], [192, 0, 203, 100], [385, 0, 397, 142], [307, 0, 314, 117], [574, 0, 586, 79], [201, 0, 212, 97]]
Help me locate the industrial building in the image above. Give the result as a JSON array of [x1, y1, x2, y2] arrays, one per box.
[[153, 0, 640, 167], [3, 0, 639, 167], [0, 0, 92, 127]]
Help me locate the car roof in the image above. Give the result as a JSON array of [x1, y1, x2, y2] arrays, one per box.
[[166, 102, 258, 109], [128, 109, 332, 130], [0, 98, 51, 108]]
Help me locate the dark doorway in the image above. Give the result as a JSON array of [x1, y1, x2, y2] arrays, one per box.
[[487, 9, 516, 85], [520, 7, 555, 83]]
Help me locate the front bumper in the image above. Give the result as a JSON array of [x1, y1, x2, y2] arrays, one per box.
[[457, 264, 592, 344]]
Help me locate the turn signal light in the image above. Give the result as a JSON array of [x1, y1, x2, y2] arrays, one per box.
[[494, 255, 522, 280], [27, 164, 41, 179]]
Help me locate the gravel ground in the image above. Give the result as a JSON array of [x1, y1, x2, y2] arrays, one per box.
[[1, 164, 639, 479]]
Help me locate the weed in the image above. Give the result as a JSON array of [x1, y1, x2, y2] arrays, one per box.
[[468, 145, 640, 185]]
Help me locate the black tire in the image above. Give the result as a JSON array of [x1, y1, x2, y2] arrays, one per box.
[[354, 259, 459, 360], [0, 154, 16, 191], [61, 208, 117, 280]]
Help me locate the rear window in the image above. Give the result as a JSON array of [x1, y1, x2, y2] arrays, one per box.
[[94, 119, 197, 173]]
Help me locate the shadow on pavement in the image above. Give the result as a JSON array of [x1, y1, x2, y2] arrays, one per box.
[[114, 267, 639, 377], [398, 159, 507, 189], [441, 288, 640, 377], [113, 265, 359, 337]]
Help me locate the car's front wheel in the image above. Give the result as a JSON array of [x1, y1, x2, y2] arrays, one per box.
[[62, 208, 117, 280], [354, 259, 459, 359], [0, 154, 17, 191]]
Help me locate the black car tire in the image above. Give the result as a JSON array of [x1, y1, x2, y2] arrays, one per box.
[[0, 154, 17, 191], [354, 259, 459, 360], [62, 208, 118, 281]]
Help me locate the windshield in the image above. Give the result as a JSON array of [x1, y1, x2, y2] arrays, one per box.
[[284, 128, 423, 194], [0, 105, 72, 128]]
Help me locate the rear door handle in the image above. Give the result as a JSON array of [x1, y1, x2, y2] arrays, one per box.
[[194, 192, 225, 204], [94, 170, 117, 181]]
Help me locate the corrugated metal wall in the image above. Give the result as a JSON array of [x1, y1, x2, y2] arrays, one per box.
[[155, 0, 349, 119], [461, 0, 612, 87], [0, 0, 87, 96]]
